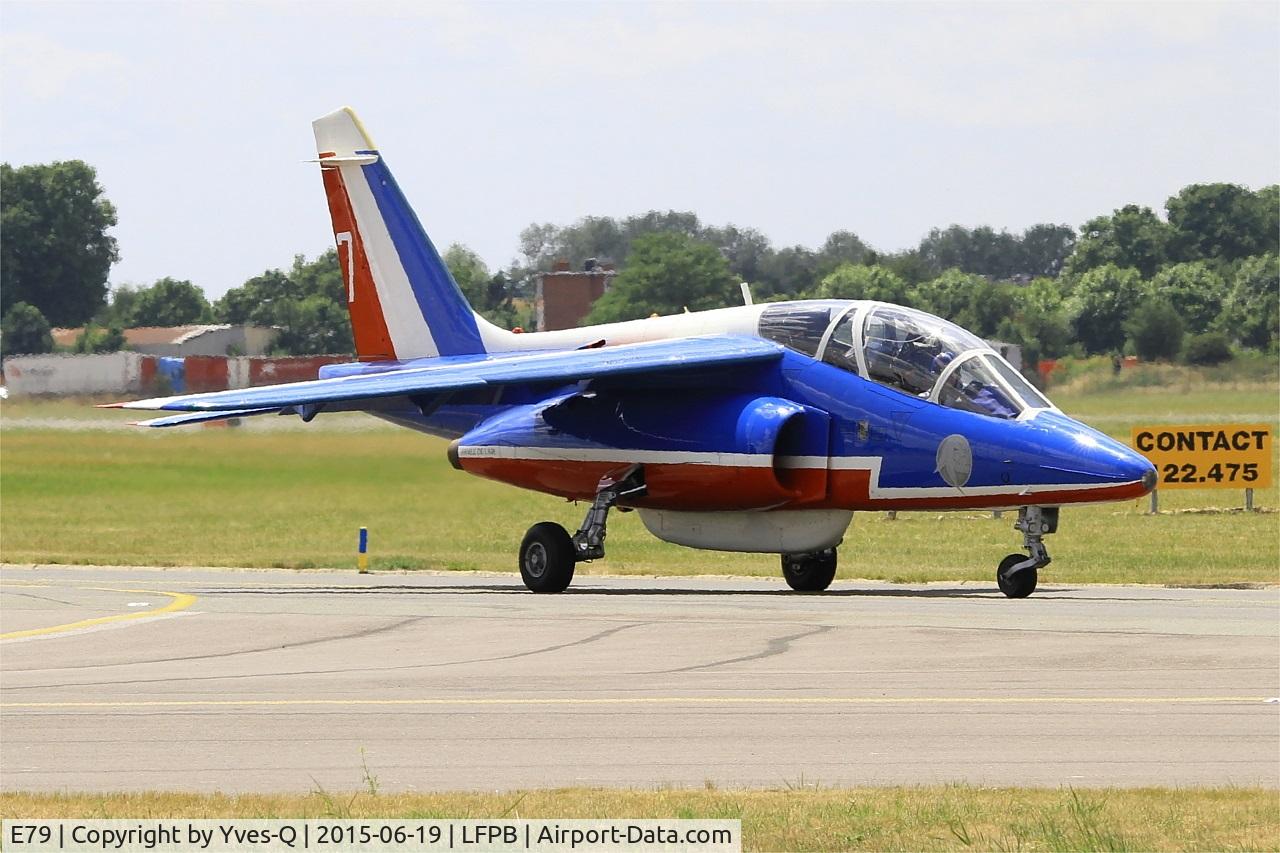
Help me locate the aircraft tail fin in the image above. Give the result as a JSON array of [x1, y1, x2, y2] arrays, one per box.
[[312, 107, 499, 361]]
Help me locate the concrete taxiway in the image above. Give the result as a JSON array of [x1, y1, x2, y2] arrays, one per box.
[[1, 564, 1277, 792]]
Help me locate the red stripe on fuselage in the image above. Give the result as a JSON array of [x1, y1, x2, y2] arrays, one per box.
[[458, 456, 1149, 510], [460, 458, 829, 511], [321, 166, 396, 361]]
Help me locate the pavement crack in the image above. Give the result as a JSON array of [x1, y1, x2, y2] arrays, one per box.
[[658, 625, 834, 673], [441, 622, 643, 667], [7, 621, 644, 689], [2, 590, 80, 606], [6, 617, 425, 676]]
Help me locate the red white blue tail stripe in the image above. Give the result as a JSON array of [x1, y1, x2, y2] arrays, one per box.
[[313, 107, 486, 361]]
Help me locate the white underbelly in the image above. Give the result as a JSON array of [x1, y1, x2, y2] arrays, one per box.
[[637, 508, 853, 554]]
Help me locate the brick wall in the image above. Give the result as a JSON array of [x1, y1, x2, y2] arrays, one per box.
[[536, 262, 617, 331]]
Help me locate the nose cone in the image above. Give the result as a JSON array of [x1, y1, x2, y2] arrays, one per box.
[[1026, 411, 1157, 496]]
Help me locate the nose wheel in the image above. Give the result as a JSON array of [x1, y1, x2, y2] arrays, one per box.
[[996, 553, 1037, 598], [997, 506, 1057, 598], [781, 548, 838, 592]]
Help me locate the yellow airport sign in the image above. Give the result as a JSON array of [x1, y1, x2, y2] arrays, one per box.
[[1131, 423, 1272, 489]]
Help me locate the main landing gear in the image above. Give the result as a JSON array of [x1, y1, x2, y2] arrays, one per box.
[[518, 466, 647, 593], [781, 549, 838, 592], [996, 505, 1058, 599]]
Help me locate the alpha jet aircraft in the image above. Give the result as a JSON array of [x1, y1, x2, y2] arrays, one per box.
[[116, 107, 1157, 597]]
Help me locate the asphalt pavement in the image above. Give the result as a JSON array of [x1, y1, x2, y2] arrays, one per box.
[[1, 564, 1276, 792]]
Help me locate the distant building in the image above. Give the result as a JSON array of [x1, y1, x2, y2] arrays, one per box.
[[535, 259, 617, 331], [987, 340, 1023, 370], [50, 325, 278, 357]]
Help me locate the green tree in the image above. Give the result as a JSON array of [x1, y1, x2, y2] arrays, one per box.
[[519, 210, 705, 274], [553, 216, 627, 268], [518, 222, 562, 269], [1, 161, 120, 325], [1020, 224, 1076, 277], [620, 210, 703, 245], [1165, 183, 1277, 263], [96, 285, 142, 328], [909, 269, 1014, 334], [814, 230, 870, 276], [1066, 205, 1171, 279], [1008, 277, 1072, 359], [443, 243, 522, 328], [214, 269, 289, 325], [1066, 265, 1144, 354], [1183, 332, 1233, 365], [918, 225, 1024, 279], [1145, 262, 1226, 335], [878, 249, 933, 285], [708, 225, 773, 287], [1125, 298, 1185, 361], [130, 278, 211, 326], [269, 295, 351, 355], [814, 264, 909, 304], [73, 323, 126, 353], [584, 233, 737, 324], [756, 245, 818, 298], [1221, 254, 1279, 350], [98, 325, 127, 352], [911, 268, 975, 322], [1, 302, 53, 357], [479, 273, 526, 329], [972, 283, 1021, 339], [289, 247, 345, 304], [1259, 185, 1279, 255], [443, 244, 490, 306], [213, 250, 352, 355]]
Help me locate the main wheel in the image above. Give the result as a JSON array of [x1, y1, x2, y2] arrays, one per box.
[[997, 553, 1037, 598], [519, 522, 576, 593], [781, 549, 838, 592]]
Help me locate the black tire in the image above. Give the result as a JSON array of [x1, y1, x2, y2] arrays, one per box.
[[997, 553, 1037, 598], [781, 549, 838, 592], [519, 522, 576, 593]]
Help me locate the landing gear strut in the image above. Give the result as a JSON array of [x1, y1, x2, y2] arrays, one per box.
[[518, 466, 647, 593], [996, 505, 1057, 599]]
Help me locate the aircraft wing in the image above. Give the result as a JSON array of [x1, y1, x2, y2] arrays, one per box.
[[115, 336, 784, 424]]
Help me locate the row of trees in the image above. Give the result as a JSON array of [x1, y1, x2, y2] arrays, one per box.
[[2, 157, 1276, 364], [516, 212, 1081, 299], [550, 184, 1277, 365], [576, 231, 1275, 366], [548, 184, 1277, 364]]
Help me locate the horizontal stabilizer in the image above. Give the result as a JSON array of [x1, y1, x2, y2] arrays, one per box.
[[116, 336, 784, 415], [308, 154, 379, 166]]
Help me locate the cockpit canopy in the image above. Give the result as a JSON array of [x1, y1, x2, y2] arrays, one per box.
[[758, 301, 1053, 420]]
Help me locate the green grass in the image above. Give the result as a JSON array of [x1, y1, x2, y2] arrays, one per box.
[[2, 787, 1277, 851], [1, 385, 1276, 585], [1053, 385, 1278, 429]]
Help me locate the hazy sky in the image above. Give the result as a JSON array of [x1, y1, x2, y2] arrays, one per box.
[[3, 1, 1277, 299]]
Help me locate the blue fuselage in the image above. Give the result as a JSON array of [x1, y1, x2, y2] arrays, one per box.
[[328, 350, 1156, 512]]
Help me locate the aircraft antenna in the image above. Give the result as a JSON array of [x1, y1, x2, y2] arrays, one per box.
[[740, 282, 754, 306]]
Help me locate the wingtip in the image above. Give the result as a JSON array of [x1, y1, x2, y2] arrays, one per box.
[[97, 402, 127, 409]]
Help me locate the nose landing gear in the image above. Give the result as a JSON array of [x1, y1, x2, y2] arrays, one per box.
[[997, 505, 1058, 598]]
